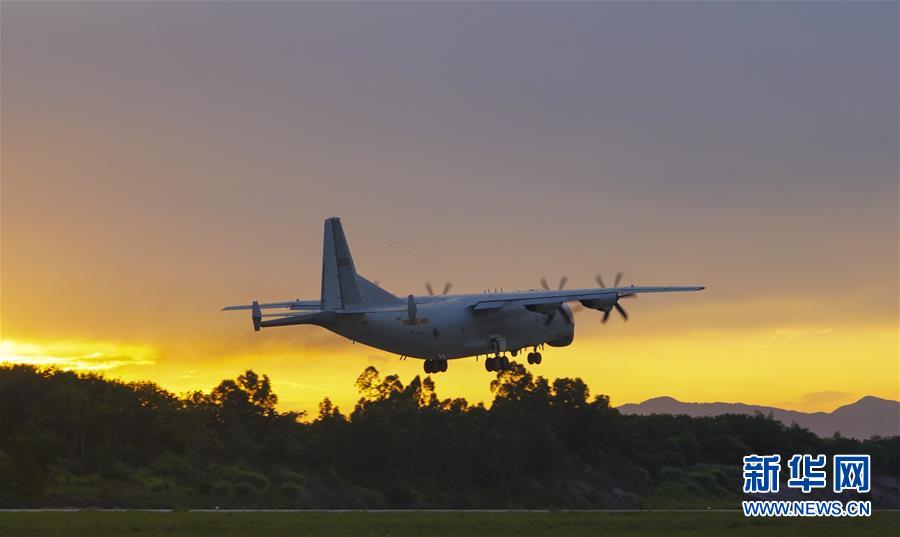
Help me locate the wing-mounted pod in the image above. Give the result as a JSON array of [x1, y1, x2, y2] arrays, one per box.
[[578, 295, 618, 312], [251, 301, 262, 332]]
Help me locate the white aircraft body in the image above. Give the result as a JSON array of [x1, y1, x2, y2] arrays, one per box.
[[224, 218, 704, 373]]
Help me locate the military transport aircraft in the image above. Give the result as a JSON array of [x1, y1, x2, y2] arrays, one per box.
[[224, 218, 704, 374]]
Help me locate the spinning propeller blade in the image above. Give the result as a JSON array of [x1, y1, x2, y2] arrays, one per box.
[[425, 281, 454, 295], [542, 272, 631, 323], [540, 276, 568, 291], [596, 271, 633, 322]]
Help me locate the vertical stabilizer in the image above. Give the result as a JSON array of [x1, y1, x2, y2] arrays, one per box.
[[320, 217, 403, 310], [321, 217, 363, 309]]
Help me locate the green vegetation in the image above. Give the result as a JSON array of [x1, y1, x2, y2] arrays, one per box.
[[1, 364, 897, 509], [1, 511, 898, 537]]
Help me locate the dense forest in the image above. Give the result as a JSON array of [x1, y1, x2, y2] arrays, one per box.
[[1, 364, 897, 508]]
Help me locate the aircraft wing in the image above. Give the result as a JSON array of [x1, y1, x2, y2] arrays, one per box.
[[222, 299, 321, 311], [470, 286, 704, 311]]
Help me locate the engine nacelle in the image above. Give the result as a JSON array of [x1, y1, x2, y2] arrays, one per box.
[[579, 295, 618, 312]]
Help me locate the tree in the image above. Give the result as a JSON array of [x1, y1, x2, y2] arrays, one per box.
[[551, 378, 590, 409], [317, 397, 343, 421], [2, 364, 896, 510], [210, 370, 278, 416]]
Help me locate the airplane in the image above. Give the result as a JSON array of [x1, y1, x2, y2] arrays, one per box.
[[224, 217, 704, 374]]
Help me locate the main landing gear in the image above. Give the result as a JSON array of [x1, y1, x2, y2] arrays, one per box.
[[485, 354, 511, 372], [484, 348, 544, 372], [424, 359, 447, 374]]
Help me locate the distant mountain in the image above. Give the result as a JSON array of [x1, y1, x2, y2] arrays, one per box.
[[617, 396, 900, 440]]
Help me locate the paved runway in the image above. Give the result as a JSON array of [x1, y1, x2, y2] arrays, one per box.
[[4, 508, 898, 513]]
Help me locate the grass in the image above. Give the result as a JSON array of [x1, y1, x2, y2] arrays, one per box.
[[1, 510, 898, 537]]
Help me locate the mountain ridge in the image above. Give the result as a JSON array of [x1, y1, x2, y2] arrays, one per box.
[[616, 395, 899, 439]]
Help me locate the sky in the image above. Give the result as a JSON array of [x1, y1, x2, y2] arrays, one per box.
[[2, 2, 897, 415]]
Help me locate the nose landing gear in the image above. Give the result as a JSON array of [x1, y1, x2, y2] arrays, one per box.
[[526, 351, 543, 365]]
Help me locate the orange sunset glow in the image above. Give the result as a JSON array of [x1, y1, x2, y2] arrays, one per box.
[[2, 2, 897, 417]]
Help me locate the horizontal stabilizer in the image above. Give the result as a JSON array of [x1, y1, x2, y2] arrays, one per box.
[[223, 299, 320, 311], [259, 311, 337, 328]]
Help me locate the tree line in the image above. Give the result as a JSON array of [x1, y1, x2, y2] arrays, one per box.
[[0, 364, 896, 508]]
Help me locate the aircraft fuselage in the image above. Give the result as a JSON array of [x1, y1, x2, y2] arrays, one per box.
[[328, 299, 574, 360]]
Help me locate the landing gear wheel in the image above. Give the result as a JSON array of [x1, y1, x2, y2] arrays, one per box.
[[499, 355, 510, 370], [485, 357, 495, 372], [425, 359, 447, 374], [534, 352, 542, 365], [527, 352, 535, 365]]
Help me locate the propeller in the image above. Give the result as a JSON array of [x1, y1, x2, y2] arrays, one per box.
[[595, 271, 625, 288], [425, 281, 453, 295], [537, 276, 573, 326], [407, 294, 417, 324], [544, 303, 574, 326], [540, 276, 568, 291], [595, 271, 634, 323], [599, 305, 629, 323], [602, 301, 628, 322]]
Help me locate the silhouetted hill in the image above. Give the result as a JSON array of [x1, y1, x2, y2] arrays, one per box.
[[617, 396, 900, 439]]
